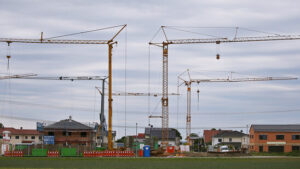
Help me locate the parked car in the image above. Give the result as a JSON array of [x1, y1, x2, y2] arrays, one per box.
[[220, 145, 229, 152]]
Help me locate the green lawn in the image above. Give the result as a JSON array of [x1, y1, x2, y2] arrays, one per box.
[[0, 157, 300, 169]]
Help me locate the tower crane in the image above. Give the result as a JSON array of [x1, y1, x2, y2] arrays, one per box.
[[3, 75, 107, 81], [95, 86, 178, 97], [178, 70, 297, 143], [0, 24, 126, 150], [149, 26, 300, 147], [0, 73, 37, 80]]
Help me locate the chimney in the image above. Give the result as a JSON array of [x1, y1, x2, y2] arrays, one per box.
[[69, 116, 72, 122]]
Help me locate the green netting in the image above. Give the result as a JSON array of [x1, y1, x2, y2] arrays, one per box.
[[60, 148, 77, 157], [32, 148, 48, 157]]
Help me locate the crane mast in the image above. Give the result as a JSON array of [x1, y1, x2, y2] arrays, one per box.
[[149, 26, 300, 147], [0, 24, 127, 150]]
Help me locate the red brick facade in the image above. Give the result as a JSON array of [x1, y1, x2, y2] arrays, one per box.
[[249, 127, 300, 153], [44, 130, 94, 146]]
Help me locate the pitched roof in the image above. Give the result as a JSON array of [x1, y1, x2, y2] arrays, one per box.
[[213, 131, 246, 138], [203, 129, 232, 143], [145, 128, 177, 140], [251, 124, 300, 132], [0, 127, 41, 135], [137, 133, 145, 139], [44, 118, 93, 130]]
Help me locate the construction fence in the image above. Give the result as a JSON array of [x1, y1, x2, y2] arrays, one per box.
[[3, 144, 135, 157]]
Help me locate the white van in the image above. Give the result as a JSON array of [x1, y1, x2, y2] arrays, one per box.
[[220, 145, 230, 152]]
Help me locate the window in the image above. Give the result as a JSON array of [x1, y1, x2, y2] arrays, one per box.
[[259, 146, 263, 152], [276, 135, 284, 140], [25, 136, 28, 139], [218, 138, 222, 142], [48, 132, 54, 136], [250, 135, 254, 139], [81, 132, 87, 137], [63, 131, 72, 136], [229, 138, 232, 142], [31, 136, 35, 139], [292, 146, 300, 152], [39, 136, 42, 140], [268, 146, 284, 152], [0, 135, 3, 139], [259, 135, 267, 140], [292, 135, 300, 140], [15, 136, 19, 139]]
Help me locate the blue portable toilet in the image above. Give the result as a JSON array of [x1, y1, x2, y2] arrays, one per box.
[[143, 145, 150, 157]]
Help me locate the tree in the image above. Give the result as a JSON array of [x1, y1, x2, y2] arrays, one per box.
[[116, 136, 126, 143], [190, 133, 199, 137], [0, 123, 4, 128], [171, 128, 182, 140]]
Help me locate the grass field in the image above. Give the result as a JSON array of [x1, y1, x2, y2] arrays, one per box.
[[1, 157, 300, 169]]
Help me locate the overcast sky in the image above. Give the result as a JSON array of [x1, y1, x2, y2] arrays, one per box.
[[0, 0, 300, 139]]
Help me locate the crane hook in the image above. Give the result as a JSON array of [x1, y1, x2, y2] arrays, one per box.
[[6, 42, 11, 70], [216, 41, 220, 60]]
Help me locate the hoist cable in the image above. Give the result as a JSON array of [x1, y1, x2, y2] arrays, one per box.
[[148, 45, 151, 126], [124, 26, 128, 137]]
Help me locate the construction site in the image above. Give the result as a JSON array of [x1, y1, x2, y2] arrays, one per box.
[[0, 1, 300, 169]]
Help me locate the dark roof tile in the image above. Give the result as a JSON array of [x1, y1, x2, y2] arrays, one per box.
[[145, 128, 177, 140], [251, 124, 300, 132], [213, 131, 246, 138], [44, 119, 93, 130]]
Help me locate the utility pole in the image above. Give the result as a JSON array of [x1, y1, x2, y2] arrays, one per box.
[[136, 122, 138, 157]]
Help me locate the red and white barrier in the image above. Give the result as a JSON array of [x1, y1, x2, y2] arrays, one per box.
[[83, 150, 135, 157], [47, 151, 59, 157]]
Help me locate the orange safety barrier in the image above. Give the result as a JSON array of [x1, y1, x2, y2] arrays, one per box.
[[10, 151, 23, 157], [4, 151, 12, 157]]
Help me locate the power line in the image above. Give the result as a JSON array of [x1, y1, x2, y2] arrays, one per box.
[[0, 114, 248, 130]]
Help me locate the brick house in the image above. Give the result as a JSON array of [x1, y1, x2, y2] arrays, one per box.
[[203, 129, 232, 144], [249, 124, 300, 153], [43, 116, 96, 147]]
